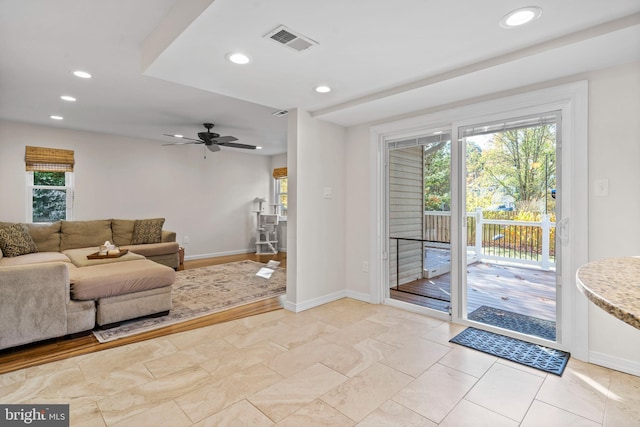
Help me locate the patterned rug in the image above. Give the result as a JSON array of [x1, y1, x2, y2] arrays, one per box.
[[450, 327, 570, 376], [468, 305, 556, 341], [93, 260, 286, 343]]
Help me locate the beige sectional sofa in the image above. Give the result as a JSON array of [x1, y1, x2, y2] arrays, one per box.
[[0, 219, 179, 350]]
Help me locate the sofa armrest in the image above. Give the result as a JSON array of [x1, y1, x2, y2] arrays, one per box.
[[161, 230, 176, 243], [0, 262, 70, 350]]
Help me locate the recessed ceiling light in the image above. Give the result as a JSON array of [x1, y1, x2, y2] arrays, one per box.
[[50, 115, 63, 120], [173, 134, 183, 138], [256, 146, 263, 150], [315, 85, 331, 93], [227, 52, 251, 65], [500, 6, 542, 28], [73, 70, 92, 79], [60, 95, 76, 102]]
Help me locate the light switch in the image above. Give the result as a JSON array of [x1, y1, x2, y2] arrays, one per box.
[[594, 178, 609, 196]]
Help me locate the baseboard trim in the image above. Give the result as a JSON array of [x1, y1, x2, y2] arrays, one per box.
[[589, 351, 640, 376], [345, 289, 372, 303], [284, 290, 347, 313], [184, 249, 253, 261]]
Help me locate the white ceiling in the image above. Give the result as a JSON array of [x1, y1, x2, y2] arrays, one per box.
[[1, 0, 639, 156]]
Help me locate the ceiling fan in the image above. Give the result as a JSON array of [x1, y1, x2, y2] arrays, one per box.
[[163, 123, 256, 153]]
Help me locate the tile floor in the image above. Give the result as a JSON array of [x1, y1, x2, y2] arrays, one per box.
[[1, 298, 639, 426]]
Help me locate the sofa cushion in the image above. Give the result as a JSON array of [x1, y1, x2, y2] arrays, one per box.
[[60, 220, 112, 251], [0, 223, 38, 257], [69, 259, 175, 300], [122, 242, 179, 257], [131, 218, 165, 244], [0, 251, 70, 267], [25, 221, 61, 252], [111, 219, 135, 246]]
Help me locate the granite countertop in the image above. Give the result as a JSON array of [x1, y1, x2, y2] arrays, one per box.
[[576, 256, 640, 330]]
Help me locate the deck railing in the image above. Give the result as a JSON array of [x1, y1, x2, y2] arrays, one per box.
[[424, 208, 556, 270]]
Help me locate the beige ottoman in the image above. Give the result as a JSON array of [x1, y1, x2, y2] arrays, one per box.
[[69, 259, 175, 326]]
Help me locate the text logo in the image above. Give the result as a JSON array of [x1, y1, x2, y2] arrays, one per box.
[[0, 405, 69, 427]]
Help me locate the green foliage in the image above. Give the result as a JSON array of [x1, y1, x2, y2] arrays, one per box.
[[34, 171, 65, 186], [481, 125, 556, 207], [32, 172, 67, 222], [424, 141, 451, 211]]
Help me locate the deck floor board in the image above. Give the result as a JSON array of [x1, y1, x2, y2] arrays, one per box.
[[391, 261, 556, 321]]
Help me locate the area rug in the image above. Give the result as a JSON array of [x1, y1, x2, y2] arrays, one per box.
[[93, 260, 286, 343], [468, 305, 556, 341], [450, 327, 570, 376]]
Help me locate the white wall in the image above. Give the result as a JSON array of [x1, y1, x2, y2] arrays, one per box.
[[343, 61, 640, 375], [285, 109, 347, 311], [345, 125, 372, 300], [0, 120, 272, 258], [585, 61, 640, 371]]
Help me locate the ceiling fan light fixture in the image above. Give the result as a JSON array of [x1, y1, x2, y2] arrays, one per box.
[[73, 70, 92, 79], [227, 52, 251, 65], [500, 6, 542, 28]]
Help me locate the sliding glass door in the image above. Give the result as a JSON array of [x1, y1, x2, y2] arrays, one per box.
[[460, 112, 561, 342], [387, 132, 452, 314], [384, 112, 562, 342]]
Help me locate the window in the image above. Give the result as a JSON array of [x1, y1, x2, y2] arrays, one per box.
[[25, 146, 74, 223], [273, 167, 287, 219]]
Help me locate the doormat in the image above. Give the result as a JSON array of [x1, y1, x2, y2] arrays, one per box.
[[469, 305, 556, 341], [449, 327, 570, 376]]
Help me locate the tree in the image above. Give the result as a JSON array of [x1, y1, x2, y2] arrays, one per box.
[[481, 125, 556, 210], [424, 141, 451, 211], [32, 172, 67, 222]]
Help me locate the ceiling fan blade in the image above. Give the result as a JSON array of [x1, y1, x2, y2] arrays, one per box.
[[162, 141, 201, 146], [212, 136, 238, 144], [163, 134, 203, 143], [217, 142, 257, 150], [205, 143, 221, 152]]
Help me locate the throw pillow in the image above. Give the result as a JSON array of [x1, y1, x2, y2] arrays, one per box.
[[130, 218, 165, 244], [0, 223, 38, 257]]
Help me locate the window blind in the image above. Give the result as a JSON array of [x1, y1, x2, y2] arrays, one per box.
[[460, 112, 560, 138], [387, 132, 452, 150], [25, 146, 75, 172]]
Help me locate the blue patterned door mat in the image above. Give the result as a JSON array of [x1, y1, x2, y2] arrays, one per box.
[[468, 305, 556, 341], [450, 327, 570, 376]]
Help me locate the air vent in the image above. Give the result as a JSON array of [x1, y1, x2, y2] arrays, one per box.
[[272, 109, 289, 117], [264, 25, 318, 52]]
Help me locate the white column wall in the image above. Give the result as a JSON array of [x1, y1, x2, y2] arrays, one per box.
[[285, 109, 347, 311]]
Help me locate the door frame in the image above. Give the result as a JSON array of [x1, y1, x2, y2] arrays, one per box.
[[369, 81, 589, 358]]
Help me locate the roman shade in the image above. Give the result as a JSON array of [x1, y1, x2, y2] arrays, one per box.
[[273, 167, 287, 179], [25, 146, 75, 172]]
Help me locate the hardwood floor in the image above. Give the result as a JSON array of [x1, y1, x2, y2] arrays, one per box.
[[0, 252, 287, 375]]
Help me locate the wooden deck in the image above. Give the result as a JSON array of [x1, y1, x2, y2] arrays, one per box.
[[391, 261, 556, 321]]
